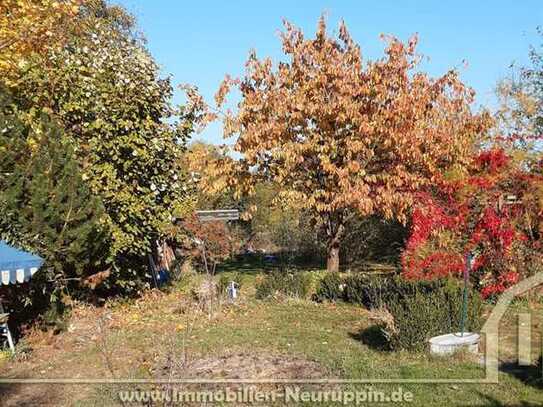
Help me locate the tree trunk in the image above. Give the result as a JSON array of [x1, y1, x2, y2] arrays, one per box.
[[327, 244, 340, 273], [326, 216, 345, 273]]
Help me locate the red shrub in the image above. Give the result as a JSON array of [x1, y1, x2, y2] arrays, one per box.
[[402, 146, 543, 298], [475, 148, 509, 173]]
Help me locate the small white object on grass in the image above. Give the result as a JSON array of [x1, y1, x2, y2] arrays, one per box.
[[227, 281, 238, 301]]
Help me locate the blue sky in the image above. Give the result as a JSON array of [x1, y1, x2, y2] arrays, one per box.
[[115, 0, 542, 145]]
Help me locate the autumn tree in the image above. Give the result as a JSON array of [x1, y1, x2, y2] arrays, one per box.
[[196, 17, 490, 272], [494, 29, 543, 166], [181, 215, 232, 275], [0, 0, 82, 85], [518, 27, 543, 137], [401, 147, 543, 298], [182, 141, 240, 210]]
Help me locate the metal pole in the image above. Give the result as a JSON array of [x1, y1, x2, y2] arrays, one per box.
[[460, 253, 471, 337]]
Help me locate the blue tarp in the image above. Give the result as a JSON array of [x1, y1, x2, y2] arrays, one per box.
[[0, 241, 43, 285]]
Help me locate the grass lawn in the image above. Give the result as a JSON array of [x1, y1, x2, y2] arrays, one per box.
[[0, 263, 541, 406]]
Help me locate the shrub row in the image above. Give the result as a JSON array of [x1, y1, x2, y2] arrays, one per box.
[[314, 272, 343, 302], [314, 272, 393, 307], [382, 279, 483, 351], [315, 273, 484, 351], [255, 270, 311, 300]]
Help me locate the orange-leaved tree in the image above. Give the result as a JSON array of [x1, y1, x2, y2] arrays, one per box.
[[192, 17, 491, 272]]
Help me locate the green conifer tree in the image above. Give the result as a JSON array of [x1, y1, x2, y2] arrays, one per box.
[[0, 90, 110, 300]]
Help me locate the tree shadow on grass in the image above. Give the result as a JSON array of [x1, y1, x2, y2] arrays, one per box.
[[471, 391, 542, 407], [466, 357, 542, 407], [498, 356, 542, 390], [217, 253, 323, 276], [349, 325, 391, 351], [217, 254, 276, 275]]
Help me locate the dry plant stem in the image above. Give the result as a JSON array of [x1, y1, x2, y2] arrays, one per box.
[[96, 312, 129, 407], [97, 312, 116, 379]]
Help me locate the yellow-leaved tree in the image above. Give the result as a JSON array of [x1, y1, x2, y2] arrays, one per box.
[[0, 0, 81, 84], [189, 17, 491, 272]]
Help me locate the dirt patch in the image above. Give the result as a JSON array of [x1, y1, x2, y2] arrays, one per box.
[[182, 352, 331, 381], [152, 350, 337, 393], [129, 352, 338, 406]]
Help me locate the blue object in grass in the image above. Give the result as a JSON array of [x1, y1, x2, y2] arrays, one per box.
[[263, 255, 278, 263], [157, 268, 170, 285]]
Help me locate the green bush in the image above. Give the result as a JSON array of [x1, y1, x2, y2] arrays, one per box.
[[336, 272, 485, 352], [255, 270, 311, 300], [343, 274, 396, 308], [314, 272, 343, 302], [374, 279, 484, 351]]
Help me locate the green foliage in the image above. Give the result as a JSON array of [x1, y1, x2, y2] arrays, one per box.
[[4, 1, 196, 291], [255, 270, 311, 300], [0, 92, 110, 299], [248, 183, 325, 264], [343, 274, 395, 308], [375, 279, 484, 351], [326, 272, 484, 351], [494, 28, 543, 162], [248, 188, 405, 268], [340, 215, 407, 265], [42, 300, 71, 334], [314, 272, 343, 302]]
